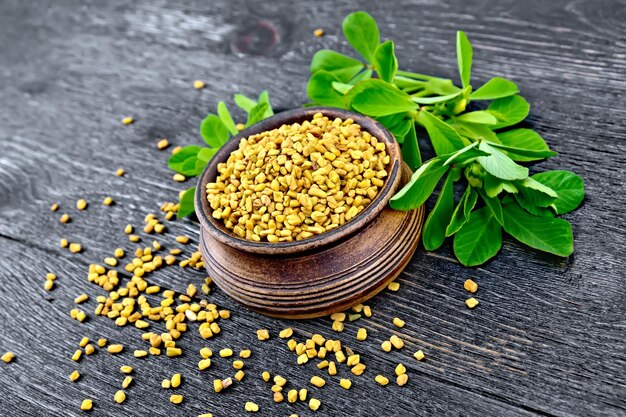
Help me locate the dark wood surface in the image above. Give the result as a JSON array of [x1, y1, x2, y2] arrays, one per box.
[[0, 0, 624, 416]]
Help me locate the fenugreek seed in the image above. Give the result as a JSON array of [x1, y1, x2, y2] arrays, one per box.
[[124, 224, 133, 234], [363, 305, 372, 317], [279, 328, 293, 338], [388, 282, 400, 291], [72, 350, 82, 362], [173, 174, 186, 182], [299, 388, 308, 401], [200, 347, 213, 359], [97, 338, 107, 347], [235, 370, 245, 381], [198, 359, 211, 370], [262, 371, 271, 382], [44, 279, 54, 291], [356, 328, 367, 341], [236, 123, 245, 131], [310, 375, 326, 388], [220, 348, 233, 357], [171, 373, 181, 387], [120, 365, 133, 374], [1, 352, 15, 363], [116, 168, 125, 177], [157, 138, 169, 150], [309, 398, 321, 411], [256, 329, 270, 340], [466, 297, 479, 309], [51, 203, 59, 212], [170, 394, 183, 404], [375, 375, 390, 386], [76, 199, 87, 210], [390, 335, 404, 349], [122, 117, 134, 125], [175, 235, 189, 244], [80, 399, 93, 411], [171, 146, 182, 154], [134, 350, 148, 358], [395, 363, 407, 376], [313, 28, 325, 37], [332, 321, 344, 332], [162, 379, 171, 389], [69, 370, 80, 382], [69, 243, 82, 253], [393, 317, 405, 328], [339, 378, 352, 389], [464, 278, 478, 293], [328, 361, 337, 376], [233, 360, 244, 369], [274, 375, 287, 386], [193, 80, 205, 89], [198, 414, 213, 417], [122, 376, 133, 389], [213, 379, 223, 393], [244, 402, 259, 412], [60, 214, 70, 224], [46, 272, 56, 281], [166, 347, 182, 357], [108, 344, 124, 354], [84, 344, 95, 355], [381, 340, 392, 352], [60, 238, 69, 248], [330, 312, 346, 322], [114, 390, 126, 404], [239, 349, 251, 358], [397, 373, 409, 386], [129, 235, 140, 242], [114, 248, 124, 258], [273, 391, 284, 403]]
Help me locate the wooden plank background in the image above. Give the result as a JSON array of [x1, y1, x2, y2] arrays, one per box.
[[0, 0, 624, 416]]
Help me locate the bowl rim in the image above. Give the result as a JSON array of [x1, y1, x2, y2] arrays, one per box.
[[195, 106, 402, 255]]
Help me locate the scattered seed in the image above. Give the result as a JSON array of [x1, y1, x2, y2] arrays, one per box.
[[313, 28, 325, 37], [157, 138, 169, 150], [108, 344, 124, 354], [121, 117, 134, 125], [198, 358, 211, 370], [116, 168, 125, 177], [279, 328, 293, 338], [381, 340, 392, 352], [309, 398, 321, 411], [97, 338, 107, 347], [363, 305, 372, 317], [414, 350, 425, 361], [2, 352, 15, 363], [162, 379, 171, 389], [120, 365, 133, 374], [60, 238, 69, 248], [390, 335, 404, 349], [393, 317, 405, 328], [397, 373, 409, 386], [466, 297, 479, 309], [69, 243, 82, 253], [219, 348, 233, 357], [310, 375, 326, 388], [193, 80, 205, 89], [122, 376, 133, 389], [173, 173, 186, 182], [51, 203, 59, 212], [235, 370, 245, 381], [356, 328, 367, 341], [74, 293, 89, 304], [175, 235, 189, 244], [69, 370, 80, 382], [330, 312, 346, 322], [388, 282, 400, 291], [84, 344, 95, 355], [256, 329, 270, 340], [103, 197, 114, 206], [80, 399, 93, 411], [339, 378, 352, 389], [233, 360, 244, 369], [44, 279, 54, 291], [170, 394, 183, 404], [60, 214, 70, 224], [239, 349, 251, 358], [375, 375, 389, 386], [114, 390, 126, 404], [76, 199, 87, 210], [262, 371, 271, 382], [244, 401, 259, 412], [171, 373, 181, 388], [72, 350, 82, 362], [299, 388, 307, 401], [395, 363, 406, 376]]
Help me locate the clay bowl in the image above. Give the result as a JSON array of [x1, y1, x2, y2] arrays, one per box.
[[195, 106, 424, 319]]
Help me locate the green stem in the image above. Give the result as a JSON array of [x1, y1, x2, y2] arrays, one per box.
[[396, 70, 438, 81]]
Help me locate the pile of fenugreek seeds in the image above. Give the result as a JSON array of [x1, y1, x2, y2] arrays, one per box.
[[206, 112, 390, 242], [1, 97, 483, 416]]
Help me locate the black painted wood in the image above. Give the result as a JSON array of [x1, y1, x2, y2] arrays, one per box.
[[0, 0, 625, 416]]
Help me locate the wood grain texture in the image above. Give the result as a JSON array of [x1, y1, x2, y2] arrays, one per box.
[[0, 0, 625, 416]]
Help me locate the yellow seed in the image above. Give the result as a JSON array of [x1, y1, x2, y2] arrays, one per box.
[[328, 361, 337, 376], [69, 370, 80, 382], [44, 279, 54, 291], [235, 370, 245, 381], [233, 360, 244, 369], [171, 373, 181, 387], [213, 379, 223, 393], [120, 365, 133, 374], [239, 349, 251, 358], [262, 371, 270, 382], [299, 388, 308, 401], [363, 305, 372, 317], [122, 116, 134, 125], [171, 146, 182, 154], [256, 329, 270, 340], [339, 378, 352, 389], [108, 344, 124, 354], [309, 398, 321, 411], [103, 196, 114, 206], [200, 347, 213, 358], [332, 320, 344, 332], [381, 340, 392, 352], [198, 359, 211, 370], [84, 344, 95, 355], [50, 203, 59, 212], [274, 375, 287, 386], [129, 235, 140, 242], [175, 235, 189, 244], [2, 352, 15, 363], [464, 278, 478, 293], [273, 391, 284, 403], [193, 80, 205, 89], [97, 338, 107, 347], [46, 273, 56, 281], [236, 123, 245, 131], [114, 390, 126, 404], [198, 414, 213, 417], [60, 238, 69, 248], [244, 402, 259, 412], [279, 328, 293, 338], [124, 224, 133, 234], [466, 297, 479, 309], [122, 376, 133, 388], [60, 213, 70, 224], [167, 347, 182, 357], [356, 328, 367, 341], [375, 375, 389, 386], [388, 282, 400, 291], [397, 373, 409, 386], [330, 312, 346, 322], [80, 399, 93, 411], [390, 335, 404, 349], [310, 375, 326, 388], [414, 350, 425, 361], [313, 28, 325, 37], [134, 350, 148, 358], [116, 168, 125, 176], [114, 248, 124, 258], [72, 350, 82, 362], [173, 173, 186, 182], [162, 379, 171, 389], [69, 243, 82, 253], [74, 293, 89, 304], [76, 199, 87, 210], [220, 348, 233, 357], [286, 389, 298, 403], [157, 138, 169, 150], [395, 363, 407, 376], [393, 317, 405, 328], [170, 394, 183, 404]]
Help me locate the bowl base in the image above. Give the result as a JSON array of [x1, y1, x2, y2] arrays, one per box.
[[199, 167, 424, 319]]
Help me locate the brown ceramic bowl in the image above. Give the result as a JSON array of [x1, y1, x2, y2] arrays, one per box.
[[195, 107, 424, 318]]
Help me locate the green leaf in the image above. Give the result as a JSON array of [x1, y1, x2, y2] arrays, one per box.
[[496, 129, 554, 162], [478, 188, 504, 225], [257, 91, 274, 117], [487, 141, 557, 160], [342, 11, 380, 62], [445, 186, 478, 236], [454, 121, 499, 142], [195, 158, 209, 175], [310, 49, 365, 82], [349, 68, 373, 84], [200, 115, 230, 148], [417, 110, 468, 155], [217, 101, 238, 135], [180, 154, 200, 176], [350, 80, 418, 117], [422, 172, 455, 251], [234, 94, 257, 112], [477, 141, 529, 181], [456, 31, 473, 88], [168, 145, 201, 174], [503, 199, 574, 257], [455, 111, 498, 125], [453, 207, 503, 266], [332, 82, 353, 95], [411, 91, 462, 104], [484, 173, 504, 198], [424, 78, 461, 95], [401, 123, 421, 170], [389, 159, 449, 210], [487, 95, 530, 129], [376, 114, 412, 143], [442, 142, 490, 166], [372, 40, 398, 83], [532, 170, 585, 214], [307, 70, 346, 108], [177, 187, 196, 219], [197, 147, 218, 164], [245, 102, 269, 127], [470, 77, 519, 100]]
